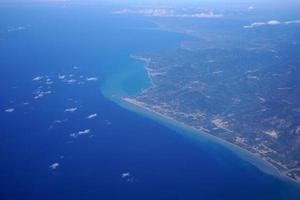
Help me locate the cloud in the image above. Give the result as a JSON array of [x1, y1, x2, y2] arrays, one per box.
[[121, 172, 135, 182], [58, 74, 66, 80], [113, 8, 223, 19], [34, 90, 52, 99], [285, 19, 300, 24], [244, 19, 300, 28], [268, 20, 281, 25], [4, 108, 15, 113], [244, 22, 266, 28], [49, 162, 59, 170], [33, 75, 53, 85], [87, 113, 97, 119], [175, 11, 223, 18], [121, 172, 130, 178], [70, 129, 91, 138], [46, 78, 53, 85], [248, 6, 254, 10], [59, 74, 78, 84], [7, 26, 26, 33], [70, 133, 77, 138], [64, 79, 77, 84], [113, 8, 171, 16], [65, 107, 78, 112], [33, 76, 44, 81], [78, 129, 90, 135], [86, 77, 98, 81]]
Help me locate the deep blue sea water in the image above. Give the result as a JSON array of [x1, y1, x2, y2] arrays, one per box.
[[1, 4, 300, 200]]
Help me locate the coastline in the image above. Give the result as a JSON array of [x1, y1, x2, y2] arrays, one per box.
[[119, 96, 300, 186], [100, 40, 300, 189], [125, 55, 300, 186], [100, 53, 300, 186]]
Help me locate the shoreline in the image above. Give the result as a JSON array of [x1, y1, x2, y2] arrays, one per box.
[[118, 96, 300, 186], [127, 55, 300, 186], [100, 53, 300, 187], [100, 46, 300, 188]]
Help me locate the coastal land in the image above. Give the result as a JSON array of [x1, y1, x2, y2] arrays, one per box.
[[120, 50, 300, 185]]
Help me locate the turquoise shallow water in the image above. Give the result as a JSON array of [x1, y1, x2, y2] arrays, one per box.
[[102, 58, 150, 98]]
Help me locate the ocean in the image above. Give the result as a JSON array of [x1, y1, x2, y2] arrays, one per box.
[[0, 4, 300, 200]]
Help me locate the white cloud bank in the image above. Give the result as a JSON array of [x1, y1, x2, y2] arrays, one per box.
[[244, 19, 300, 28], [113, 8, 223, 18]]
